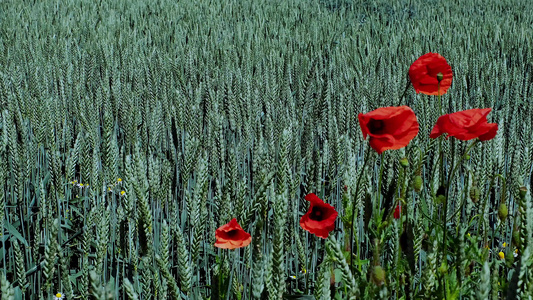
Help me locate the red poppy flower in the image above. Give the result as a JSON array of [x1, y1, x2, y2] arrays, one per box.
[[300, 193, 338, 239], [409, 53, 453, 95], [394, 205, 401, 219], [430, 108, 498, 141], [358, 106, 419, 154], [214, 218, 251, 249]]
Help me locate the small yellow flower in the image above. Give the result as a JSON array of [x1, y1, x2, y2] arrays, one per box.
[[498, 251, 505, 260], [514, 249, 519, 257], [289, 275, 296, 279], [79, 183, 84, 187], [120, 190, 126, 196], [467, 233, 471, 237], [117, 178, 122, 182], [54, 293, 65, 300], [502, 242, 507, 247], [300, 268, 307, 274], [108, 187, 112, 191]]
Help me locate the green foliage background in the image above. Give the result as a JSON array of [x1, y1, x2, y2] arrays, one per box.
[[0, 0, 532, 299]]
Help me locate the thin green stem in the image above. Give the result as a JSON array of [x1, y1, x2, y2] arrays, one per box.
[[477, 174, 505, 245], [349, 146, 371, 275], [225, 250, 239, 300], [437, 81, 444, 187], [438, 82, 442, 116], [397, 80, 412, 106], [400, 167, 408, 200], [434, 139, 478, 299], [446, 140, 481, 222], [355, 221, 361, 274], [436, 82, 448, 300], [376, 154, 385, 213]]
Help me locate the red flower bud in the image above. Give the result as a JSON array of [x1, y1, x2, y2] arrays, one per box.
[[394, 205, 401, 219]]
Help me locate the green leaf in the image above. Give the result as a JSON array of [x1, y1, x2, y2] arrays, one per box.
[[351, 259, 369, 266], [5, 221, 29, 247]]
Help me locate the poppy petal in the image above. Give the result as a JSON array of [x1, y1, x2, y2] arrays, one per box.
[[479, 123, 498, 141], [304, 193, 324, 205], [300, 194, 338, 239], [359, 106, 419, 154], [430, 108, 498, 141], [214, 218, 251, 249], [409, 53, 453, 95]]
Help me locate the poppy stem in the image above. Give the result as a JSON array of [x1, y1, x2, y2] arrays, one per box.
[[476, 174, 505, 244], [397, 80, 411, 106], [437, 81, 448, 300], [435, 79, 447, 189], [225, 250, 239, 300], [376, 154, 385, 213], [437, 81, 445, 186], [349, 146, 372, 275], [437, 82, 442, 115], [441, 139, 479, 298], [445, 140, 481, 223]]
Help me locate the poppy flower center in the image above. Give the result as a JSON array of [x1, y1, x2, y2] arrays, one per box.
[[368, 119, 386, 134], [309, 206, 325, 221], [226, 229, 240, 238], [436, 185, 446, 196]]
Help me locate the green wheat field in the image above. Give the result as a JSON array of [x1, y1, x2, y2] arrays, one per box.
[[0, 0, 532, 299]]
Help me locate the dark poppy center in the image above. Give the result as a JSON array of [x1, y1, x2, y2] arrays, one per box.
[[368, 119, 386, 134], [309, 206, 325, 221], [436, 185, 446, 197], [226, 229, 239, 238]]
